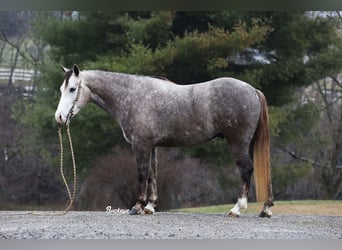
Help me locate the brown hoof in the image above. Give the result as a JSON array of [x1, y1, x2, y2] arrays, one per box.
[[259, 211, 272, 218], [144, 208, 154, 214], [227, 211, 240, 218]]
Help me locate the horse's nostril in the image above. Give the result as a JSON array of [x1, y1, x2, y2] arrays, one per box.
[[59, 114, 63, 123]]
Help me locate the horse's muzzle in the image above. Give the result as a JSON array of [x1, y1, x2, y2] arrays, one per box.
[[55, 112, 70, 125]]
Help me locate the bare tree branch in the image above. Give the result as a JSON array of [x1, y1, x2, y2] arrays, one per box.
[[281, 147, 324, 168], [336, 11, 342, 21], [316, 80, 334, 126], [0, 29, 38, 66], [329, 74, 342, 88]]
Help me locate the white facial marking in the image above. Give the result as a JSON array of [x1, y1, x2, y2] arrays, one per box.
[[55, 70, 90, 125]]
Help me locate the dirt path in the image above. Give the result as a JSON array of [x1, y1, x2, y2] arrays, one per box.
[[0, 211, 341, 239]]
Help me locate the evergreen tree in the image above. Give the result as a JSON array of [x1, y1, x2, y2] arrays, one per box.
[[19, 11, 342, 183]]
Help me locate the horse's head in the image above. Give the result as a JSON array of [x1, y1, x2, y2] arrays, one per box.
[[55, 64, 90, 125]]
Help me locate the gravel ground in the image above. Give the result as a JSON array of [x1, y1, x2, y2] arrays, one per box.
[[0, 211, 341, 239]]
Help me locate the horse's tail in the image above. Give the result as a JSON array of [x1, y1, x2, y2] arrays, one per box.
[[253, 90, 272, 203]]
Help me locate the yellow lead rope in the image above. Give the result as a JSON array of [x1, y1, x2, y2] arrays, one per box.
[[56, 124, 77, 215], [28, 125, 77, 216]]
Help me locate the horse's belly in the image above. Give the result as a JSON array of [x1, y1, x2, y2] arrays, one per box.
[[156, 126, 218, 147]]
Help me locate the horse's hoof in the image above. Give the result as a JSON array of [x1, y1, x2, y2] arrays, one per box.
[[226, 211, 240, 218], [259, 211, 272, 218], [128, 207, 142, 215], [144, 203, 155, 214]]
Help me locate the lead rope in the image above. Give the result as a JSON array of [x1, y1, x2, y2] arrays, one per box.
[[57, 124, 77, 214], [30, 125, 77, 216]]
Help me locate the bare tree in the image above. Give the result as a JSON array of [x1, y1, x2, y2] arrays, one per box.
[[0, 41, 5, 64], [0, 11, 46, 97], [0, 11, 55, 208], [276, 12, 342, 199], [0, 12, 29, 94], [314, 76, 342, 199]]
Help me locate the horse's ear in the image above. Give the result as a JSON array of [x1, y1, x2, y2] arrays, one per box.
[[62, 65, 69, 73], [73, 64, 80, 77]]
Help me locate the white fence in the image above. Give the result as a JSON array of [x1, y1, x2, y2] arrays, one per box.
[[0, 67, 36, 83]]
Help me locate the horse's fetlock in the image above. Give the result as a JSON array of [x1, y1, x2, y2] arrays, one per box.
[[264, 200, 274, 207]]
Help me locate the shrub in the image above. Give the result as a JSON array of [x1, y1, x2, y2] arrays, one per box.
[[75, 147, 226, 211]]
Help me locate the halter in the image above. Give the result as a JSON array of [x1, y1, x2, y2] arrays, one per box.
[[65, 76, 82, 124]]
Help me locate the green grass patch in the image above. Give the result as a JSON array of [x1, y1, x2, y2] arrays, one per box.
[[169, 200, 342, 214]]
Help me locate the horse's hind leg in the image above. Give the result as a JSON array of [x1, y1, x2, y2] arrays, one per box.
[[144, 148, 158, 214], [227, 145, 253, 218]]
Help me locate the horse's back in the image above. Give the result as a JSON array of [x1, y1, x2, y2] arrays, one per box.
[[194, 77, 260, 117], [152, 76, 261, 130]]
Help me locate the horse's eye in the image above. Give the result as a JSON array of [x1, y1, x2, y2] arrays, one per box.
[[69, 87, 76, 93]]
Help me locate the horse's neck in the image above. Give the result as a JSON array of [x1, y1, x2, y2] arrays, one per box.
[[83, 70, 133, 122]]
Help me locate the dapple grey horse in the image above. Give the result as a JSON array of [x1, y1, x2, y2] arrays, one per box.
[[55, 65, 274, 218]]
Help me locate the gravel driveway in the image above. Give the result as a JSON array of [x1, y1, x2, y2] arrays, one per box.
[[0, 211, 341, 239]]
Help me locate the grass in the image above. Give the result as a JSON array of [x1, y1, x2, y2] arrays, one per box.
[[170, 200, 342, 216], [2, 200, 341, 216]]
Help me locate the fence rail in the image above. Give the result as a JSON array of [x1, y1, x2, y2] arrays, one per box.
[[0, 67, 37, 83]]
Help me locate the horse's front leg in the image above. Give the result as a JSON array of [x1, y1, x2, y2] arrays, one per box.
[[144, 148, 158, 214], [128, 144, 152, 215]]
